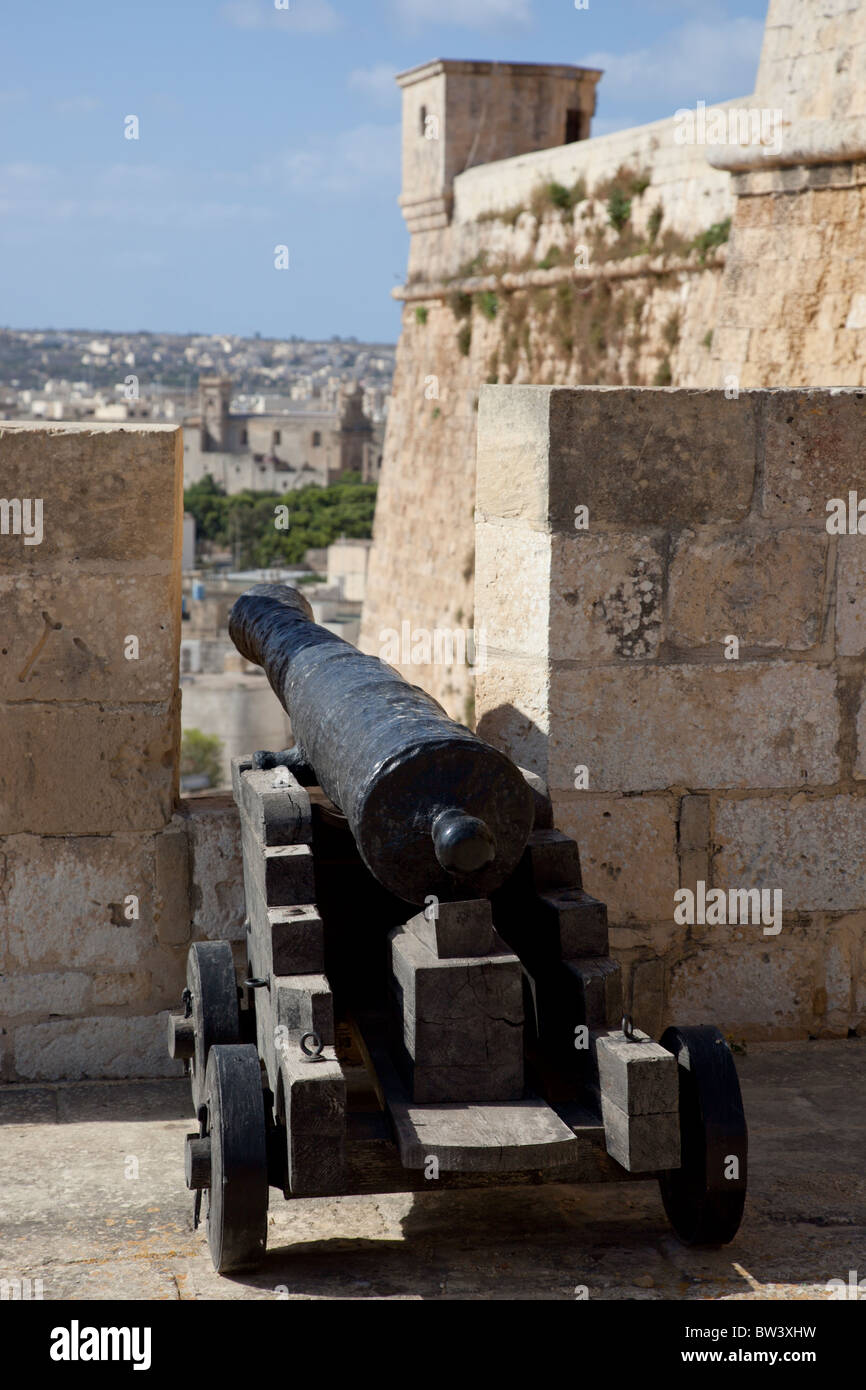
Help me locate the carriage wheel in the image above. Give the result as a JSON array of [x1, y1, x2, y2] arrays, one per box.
[[186, 941, 240, 1115], [658, 1025, 747, 1246], [199, 1044, 269, 1274]]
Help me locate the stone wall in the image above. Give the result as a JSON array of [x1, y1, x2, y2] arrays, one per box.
[[360, 111, 739, 718], [475, 385, 866, 1040], [361, 0, 866, 720], [0, 423, 246, 1081]]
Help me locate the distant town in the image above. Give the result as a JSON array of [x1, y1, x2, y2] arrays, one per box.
[[0, 325, 394, 434]]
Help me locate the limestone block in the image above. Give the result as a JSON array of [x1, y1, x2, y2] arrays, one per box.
[[3, 831, 156, 970], [836, 536, 866, 655], [0, 971, 90, 1018], [547, 662, 839, 793], [91, 971, 151, 1006], [762, 390, 866, 524], [0, 423, 182, 576], [714, 795, 866, 913], [0, 573, 178, 702], [667, 528, 828, 650], [475, 655, 550, 776], [667, 940, 822, 1038], [474, 520, 550, 658], [13, 1014, 180, 1081], [476, 385, 554, 529], [545, 387, 758, 530], [593, 1027, 678, 1115], [554, 794, 678, 924], [0, 700, 178, 835], [154, 818, 191, 946], [549, 532, 664, 662], [185, 799, 245, 941], [390, 925, 524, 1102], [478, 386, 760, 532]]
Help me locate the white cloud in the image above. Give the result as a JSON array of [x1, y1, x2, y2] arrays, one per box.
[[220, 0, 341, 33], [390, 0, 531, 29], [586, 18, 764, 110], [348, 64, 400, 108]]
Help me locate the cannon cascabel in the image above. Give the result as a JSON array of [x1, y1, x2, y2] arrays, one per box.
[[228, 583, 534, 904]]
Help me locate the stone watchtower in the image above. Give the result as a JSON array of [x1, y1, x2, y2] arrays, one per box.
[[396, 58, 603, 234], [199, 375, 232, 453]]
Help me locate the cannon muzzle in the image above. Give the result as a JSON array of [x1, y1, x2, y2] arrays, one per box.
[[229, 584, 534, 904]]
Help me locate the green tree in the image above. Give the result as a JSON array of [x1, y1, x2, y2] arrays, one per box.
[[181, 728, 224, 786]]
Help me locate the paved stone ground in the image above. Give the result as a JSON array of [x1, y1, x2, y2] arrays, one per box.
[[1, 1040, 864, 1301]]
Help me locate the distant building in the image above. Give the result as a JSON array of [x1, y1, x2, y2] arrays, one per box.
[[182, 374, 383, 493]]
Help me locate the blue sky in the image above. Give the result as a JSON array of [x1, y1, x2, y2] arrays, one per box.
[[0, 0, 769, 343]]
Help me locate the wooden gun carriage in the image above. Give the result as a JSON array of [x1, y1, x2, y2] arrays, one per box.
[[168, 585, 748, 1273]]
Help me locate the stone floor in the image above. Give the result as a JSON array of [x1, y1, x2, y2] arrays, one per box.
[[1, 1039, 864, 1301]]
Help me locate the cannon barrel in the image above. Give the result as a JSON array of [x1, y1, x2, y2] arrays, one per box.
[[228, 584, 534, 905]]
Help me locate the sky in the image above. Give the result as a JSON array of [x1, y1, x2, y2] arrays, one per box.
[[0, 0, 770, 343]]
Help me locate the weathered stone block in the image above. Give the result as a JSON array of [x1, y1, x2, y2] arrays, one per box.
[[3, 832, 155, 971], [0, 971, 90, 1018], [714, 794, 866, 913], [0, 423, 182, 575], [13, 1014, 180, 1080], [154, 818, 191, 946], [476, 385, 555, 529], [185, 799, 245, 941], [549, 532, 665, 661], [0, 701, 178, 834], [668, 939, 822, 1038], [548, 662, 839, 793], [475, 655, 550, 777], [477, 387, 760, 531], [667, 528, 828, 650], [762, 390, 866, 523], [474, 520, 551, 658], [554, 794, 679, 924], [836, 536, 866, 656], [0, 573, 178, 702], [545, 387, 758, 530]]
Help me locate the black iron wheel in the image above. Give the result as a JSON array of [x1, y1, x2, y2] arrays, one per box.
[[187, 941, 241, 1114], [659, 1024, 747, 1246], [204, 1044, 269, 1274]]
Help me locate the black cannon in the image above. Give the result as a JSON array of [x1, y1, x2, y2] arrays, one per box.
[[168, 585, 748, 1273]]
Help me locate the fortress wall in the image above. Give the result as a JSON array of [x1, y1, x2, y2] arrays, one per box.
[[0, 423, 245, 1081], [475, 385, 866, 1041], [361, 123, 735, 717]]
